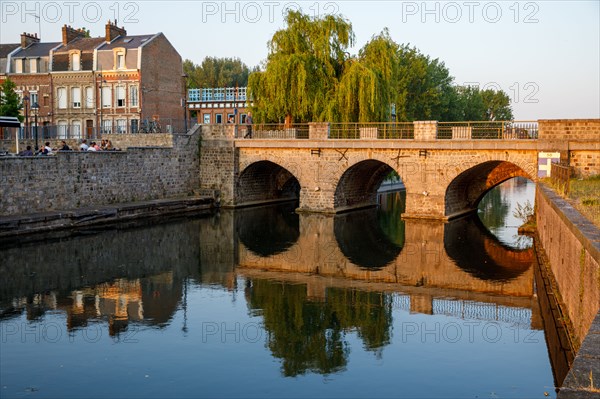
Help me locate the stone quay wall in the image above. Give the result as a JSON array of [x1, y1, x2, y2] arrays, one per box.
[[536, 184, 600, 347], [0, 127, 200, 216]]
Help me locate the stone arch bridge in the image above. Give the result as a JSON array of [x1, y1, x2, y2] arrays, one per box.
[[199, 119, 599, 220]]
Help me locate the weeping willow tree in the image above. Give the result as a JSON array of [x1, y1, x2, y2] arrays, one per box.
[[250, 11, 512, 123], [249, 11, 354, 123], [335, 30, 399, 122]]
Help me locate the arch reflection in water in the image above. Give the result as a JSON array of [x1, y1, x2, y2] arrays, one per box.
[[334, 204, 404, 269], [235, 201, 300, 257], [444, 214, 534, 282]]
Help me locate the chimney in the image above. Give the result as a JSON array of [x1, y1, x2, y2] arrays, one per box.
[[62, 25, 84, 45], [21, 32, 40, 48], [105, 20, 127, 42]]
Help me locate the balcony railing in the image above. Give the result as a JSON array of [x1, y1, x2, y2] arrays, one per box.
[[188, 87, 248, 103]]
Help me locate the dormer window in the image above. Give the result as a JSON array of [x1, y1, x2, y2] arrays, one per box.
[[29, 58, 38, 73], [71, 52, 80, 71], [112, 48, 126, 70], [15, 59, 23, 73]]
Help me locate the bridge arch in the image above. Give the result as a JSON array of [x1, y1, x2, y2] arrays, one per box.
[[236, 160, 300, 206], [444, 160, 533, 219], [333, 159, 400, 212]]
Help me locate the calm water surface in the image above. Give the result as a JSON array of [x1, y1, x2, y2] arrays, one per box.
[[0, 178, 559, 398]]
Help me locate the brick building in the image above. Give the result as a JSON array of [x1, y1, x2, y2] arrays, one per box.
[[0, 21, 184, 139]]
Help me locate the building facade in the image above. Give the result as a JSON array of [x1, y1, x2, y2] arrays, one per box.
[[0, 21, 184, 139]]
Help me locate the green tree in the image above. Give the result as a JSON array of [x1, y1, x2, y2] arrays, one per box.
[[481, 88, 513, 120], [249, 10, 513, 123], [184, 57, 250, 89], [335, 30, 399, 122], [451, 86, 514, 121], [248, 11, 354, 123], [0, 78, 23, 121]]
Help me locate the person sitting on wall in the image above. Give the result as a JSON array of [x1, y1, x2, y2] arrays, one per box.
[[38, 142, 52, 156], [104, 140, 114, 151], [19, 145, 33, 156], [87, 142, 98, 151], [58, 140, 71, 151], [79, 139, 89, 151]]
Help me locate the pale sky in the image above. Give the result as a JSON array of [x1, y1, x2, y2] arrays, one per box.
[[1, 0, 599, 120]]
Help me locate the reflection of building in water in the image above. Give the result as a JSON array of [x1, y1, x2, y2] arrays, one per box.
[[8, 272, 181, 336]]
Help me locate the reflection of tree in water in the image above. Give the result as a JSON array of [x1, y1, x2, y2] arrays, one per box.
[[246, 279, 392, 377], [377, 190, 406, 247], [478, 184, 510, 230]]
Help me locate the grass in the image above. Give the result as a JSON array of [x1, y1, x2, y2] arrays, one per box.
[[545, 175, 600, 227]]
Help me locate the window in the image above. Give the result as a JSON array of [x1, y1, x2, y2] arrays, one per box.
[[30, 92, 38, 107], [15, 59, 23, 73], [117, 53, 125, 69], [116, 86, 125, 107], [72, 87, 81, 108], [57, 87, 67, 109], [131, 119, 139, 133], [43, 96, 49, 107], [57, 120, 68, 139], [30, 58, 38, 73], [102, 120, 112, 134], [240, 114, 247, 124], [227, 114, 235, 123], [85, 87, 93, 108], [72, 121, 81, 138], [72, 53, 80, 71], [116, 119, 126, 133], [203, 114, 210, 124], [101, 86, 111, 108], [215, 114, 223, 124], [130, 86, 138, 107]]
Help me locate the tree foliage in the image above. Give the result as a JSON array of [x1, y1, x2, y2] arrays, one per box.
[[183, 56, 251, 89], [249, 11, 354, 123], [249, 11, 514, 123], [0, 78, 23, 121]]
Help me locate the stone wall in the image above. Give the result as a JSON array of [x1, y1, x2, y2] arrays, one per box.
[[539, 119, 600, 141], [536, 184, 600, 346], [538, 119, 600, 177], [0, 127, 200, 216]]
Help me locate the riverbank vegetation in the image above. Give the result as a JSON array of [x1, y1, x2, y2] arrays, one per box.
[[545, 175, 600, 227]]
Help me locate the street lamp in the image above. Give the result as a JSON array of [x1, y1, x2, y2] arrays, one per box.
[[98, 75, 106, 136], [23, 94, 29, 140], [31, 102, 39, 151]]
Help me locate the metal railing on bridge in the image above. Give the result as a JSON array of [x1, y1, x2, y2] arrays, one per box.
[[437, 121, 538, 140], [234, 123, 310, 139], [329, 122, 414, 139]]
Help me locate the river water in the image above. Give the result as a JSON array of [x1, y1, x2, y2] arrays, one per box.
[[0, 177, 562, 398]]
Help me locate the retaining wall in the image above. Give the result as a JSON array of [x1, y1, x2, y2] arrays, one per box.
[[0, 127, 200, 216]]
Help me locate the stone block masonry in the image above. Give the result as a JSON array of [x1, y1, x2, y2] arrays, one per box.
[[536, 184, 600, 347], [0, 126, 200, 216]]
